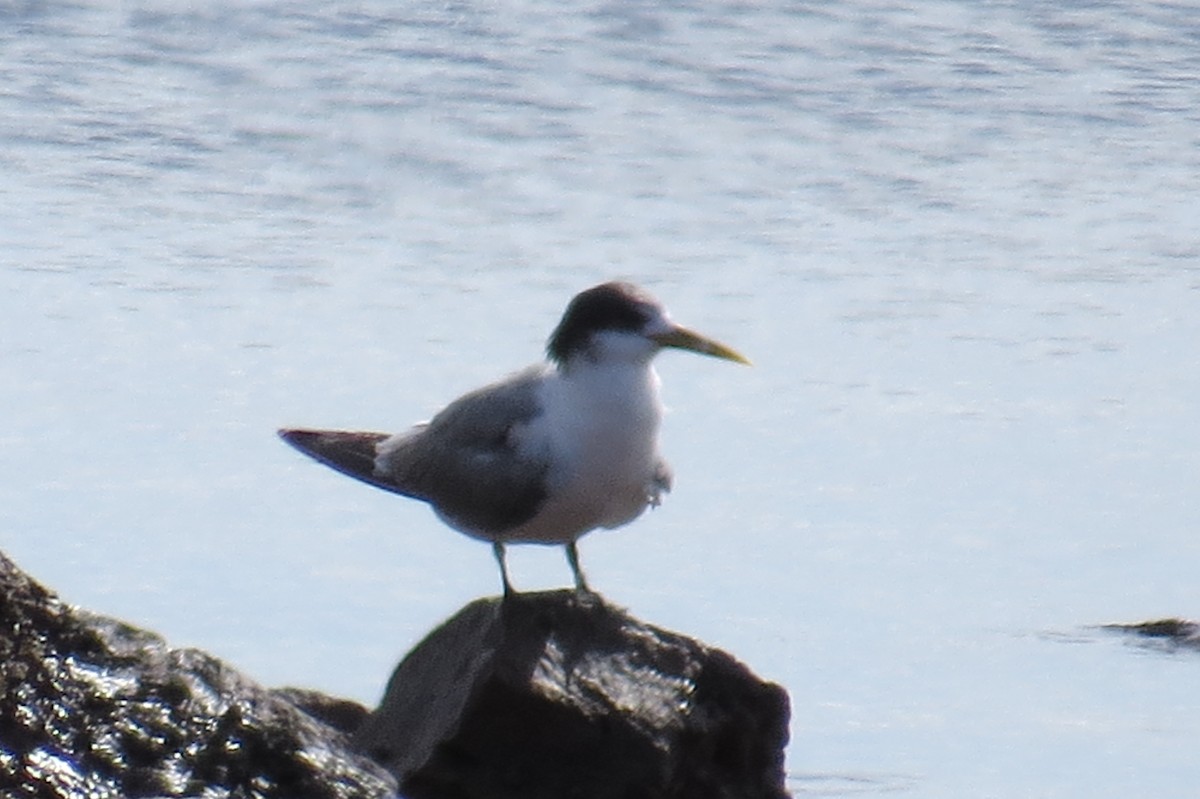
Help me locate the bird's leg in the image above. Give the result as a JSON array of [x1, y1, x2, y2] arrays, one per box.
[[493, 541, 515, 598], [565, 541, 592, 594]]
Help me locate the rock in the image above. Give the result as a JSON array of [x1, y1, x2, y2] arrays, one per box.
[[1101, 618, 1200, 652], [353, 590, 791, 799], [0, 549, 397, 799], [1, 548, 792, 798]]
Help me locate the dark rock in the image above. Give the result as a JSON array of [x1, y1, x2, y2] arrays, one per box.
[[353, 590, 791, 799], [272, 687, 373, 737], [1101, 618, 1200, 652], [0, 549, 397, 799], [2, 548, 791, 798]]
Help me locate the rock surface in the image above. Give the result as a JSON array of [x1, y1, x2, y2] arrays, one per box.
[[0, 550, 396, 799], [354, 590, 791, 799]]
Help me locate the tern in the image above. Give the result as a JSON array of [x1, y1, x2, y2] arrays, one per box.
[[279, 281, 748, 596]]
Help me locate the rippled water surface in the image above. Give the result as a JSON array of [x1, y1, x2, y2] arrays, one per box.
[[3, 2, 1199, 796]]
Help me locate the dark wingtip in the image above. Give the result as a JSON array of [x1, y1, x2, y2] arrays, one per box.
[[278, 427, 312, 446], [277, 427, 397, 491], [278, 428, 323, 456]]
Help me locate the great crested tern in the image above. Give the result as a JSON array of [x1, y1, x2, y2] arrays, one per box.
[[279, 281, 748, 596]]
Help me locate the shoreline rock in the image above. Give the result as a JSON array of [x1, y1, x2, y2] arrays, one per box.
[[2, 549, 791, 798], [0, 549, 396, 799]]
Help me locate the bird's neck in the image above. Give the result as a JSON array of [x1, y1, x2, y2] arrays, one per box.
[[555, 356, 663, 420]]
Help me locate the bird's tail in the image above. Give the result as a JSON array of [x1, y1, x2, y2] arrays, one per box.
[[278, 428, 395, 491]]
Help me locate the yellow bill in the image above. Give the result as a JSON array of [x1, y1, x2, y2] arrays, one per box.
[[651, 325, 751, 365]]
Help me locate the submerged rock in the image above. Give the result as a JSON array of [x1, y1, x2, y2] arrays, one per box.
[[354, 590, 791, 799], [0, 550, 396, 799], [1101, 618, 1200, 652]]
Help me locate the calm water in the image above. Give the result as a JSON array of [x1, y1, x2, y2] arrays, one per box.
[[3, 2, 1199, 796]]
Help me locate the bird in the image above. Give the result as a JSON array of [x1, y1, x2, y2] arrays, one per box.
[[278, 281, 749, 596]]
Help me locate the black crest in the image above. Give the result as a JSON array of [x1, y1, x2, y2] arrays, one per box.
[[546, 282, 658, 364]]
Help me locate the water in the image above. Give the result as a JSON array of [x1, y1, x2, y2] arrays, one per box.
[[3, 2, 1199, 796]]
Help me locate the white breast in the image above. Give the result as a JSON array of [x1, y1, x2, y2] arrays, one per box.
[[503, 359, 665, 544]]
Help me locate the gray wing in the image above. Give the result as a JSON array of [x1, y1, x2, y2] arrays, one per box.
[[381, 366, 550, 533], [282, 366, 551, 535]]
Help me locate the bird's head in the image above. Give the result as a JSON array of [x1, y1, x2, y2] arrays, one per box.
[[547, 282, 750, 368]]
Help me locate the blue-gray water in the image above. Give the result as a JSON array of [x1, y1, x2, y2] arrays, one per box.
[[3, 2, 1199, 796]]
